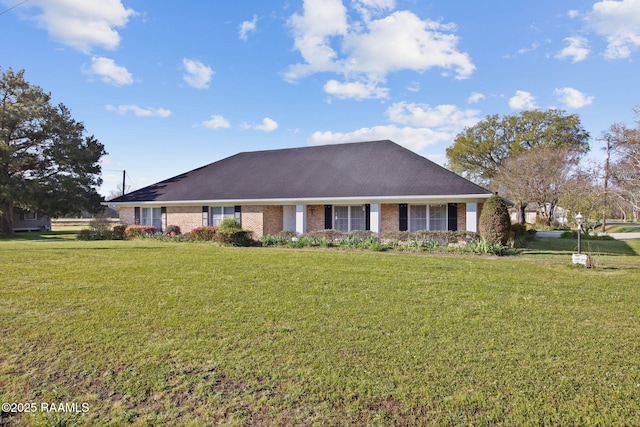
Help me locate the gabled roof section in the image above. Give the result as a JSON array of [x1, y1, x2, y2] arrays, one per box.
[[110, 140, 491, 203]]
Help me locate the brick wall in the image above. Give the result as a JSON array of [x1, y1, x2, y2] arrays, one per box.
[[457, 203, 467, 232], [263, 205, 283, 236], [241, 206, 264, 239], [307, 205, 325, 232], [381, 204, 399, 234], [168, 206, 202, 234]]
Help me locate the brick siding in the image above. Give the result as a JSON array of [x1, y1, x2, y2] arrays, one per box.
[[240, 206, 263, 239], [306, 205, 325, 232], [457, 203, 467, 232], [381, 204, 399, 234], [263, 205, 283, 236], [167, 206, 202, 234]]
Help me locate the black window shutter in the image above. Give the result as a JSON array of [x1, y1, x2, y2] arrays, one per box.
[[324, 205, 333, 229], [448, 203, 458, 231], [134, 207, 140, 225], [161, 207, 167, 232], [202, 206, 209, 226], [365, 204, 371, 231], [399, 204, 408, 231]]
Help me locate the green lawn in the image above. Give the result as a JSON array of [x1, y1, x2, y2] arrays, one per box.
[[1, 237, 640, 426]]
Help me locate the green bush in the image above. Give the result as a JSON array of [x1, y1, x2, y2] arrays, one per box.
[[189, 226, 218, 241], [218, 218, 242, 230], [478, 195, 511, 245], [216, 229, 254, 246], [125, 225, 157, 239], [112, 225, 126, 240], [511, 223, 527, 237], [261, 231, 298, 246], [165, 224, 181, 236]]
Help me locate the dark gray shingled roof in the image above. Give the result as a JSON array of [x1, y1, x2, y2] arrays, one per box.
[[110, 140, 490, 203]]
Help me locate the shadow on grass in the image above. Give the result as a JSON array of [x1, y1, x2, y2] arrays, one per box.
[[0, 230, 78, 241]]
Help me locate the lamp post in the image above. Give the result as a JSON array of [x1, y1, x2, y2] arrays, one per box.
[[575, 213, 583, 255]]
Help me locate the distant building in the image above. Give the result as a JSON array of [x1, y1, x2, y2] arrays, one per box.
[[12, 208, 51, 232]]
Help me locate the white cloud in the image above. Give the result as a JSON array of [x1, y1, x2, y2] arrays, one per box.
[[554, 87, 594, 108], [23, 0, 135, 53], [105, 104, 171, 118], [352, 0, 396, 22], [468, 92, 485, 103], [588, 0, 640, 59], [386, 102, 480, 130], [509, 91, 537, 110], [323, 79, 389, 99], [239, 15, 258, 41], [308, 101, 481, 152], [308, 125, 451, 152], [250, 117, 279, 132], [182, 59, 214, 89], [556, 36, 590, 62], [285, 1, 474, 98], [87, 56, 133, 86], [202, 115, 231, 130], [568, 10, 580, 19]]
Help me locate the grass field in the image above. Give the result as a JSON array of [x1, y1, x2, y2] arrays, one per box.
[[1, 234, 640, 426]]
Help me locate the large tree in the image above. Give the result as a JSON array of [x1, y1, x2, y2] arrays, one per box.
[[446, 109, 590, 185], [0, 68, 106, 234], [606, 107, 640, 222], [493, 146, 577, 225]]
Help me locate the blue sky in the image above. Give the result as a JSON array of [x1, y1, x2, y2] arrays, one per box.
[[2, 0, 639, 196]]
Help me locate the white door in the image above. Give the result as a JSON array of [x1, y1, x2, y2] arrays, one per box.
[[283, 205, 296, 231]]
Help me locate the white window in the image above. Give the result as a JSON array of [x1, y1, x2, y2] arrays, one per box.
[[429, 204, 447, 231], [24, 211, 38, 221], [409, 204, 447, 232], [211, 206, 236, 226], [409, 205, 427, 232], [334, 205, 366, 232], [141, 207, 162, 230]]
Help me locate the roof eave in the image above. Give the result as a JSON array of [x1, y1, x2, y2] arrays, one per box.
[[103, 193, 493, 207]]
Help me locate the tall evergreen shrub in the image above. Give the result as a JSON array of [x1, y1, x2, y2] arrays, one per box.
[[478, 194, 511, 245]]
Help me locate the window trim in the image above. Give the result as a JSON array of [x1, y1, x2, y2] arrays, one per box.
[[408, 204, 448, 232], [333, 205, 367, 232], [209, 206, 241, 227]]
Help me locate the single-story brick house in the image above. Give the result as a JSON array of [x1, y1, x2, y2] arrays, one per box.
[[108, 140, 492, 238]]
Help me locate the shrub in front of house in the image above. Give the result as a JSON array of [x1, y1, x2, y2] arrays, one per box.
[[124, 225, 157, 239], [218, 218, 242, 230], [112, 225, 127, 240], [478, 194, 511, 246], [189, 226, 218, 241], [216, 229, 254, 246], [165, 224, 181, 236]]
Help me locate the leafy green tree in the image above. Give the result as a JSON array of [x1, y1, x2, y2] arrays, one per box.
[[0, 68, 106, 234], [446, 109, 590, 185]]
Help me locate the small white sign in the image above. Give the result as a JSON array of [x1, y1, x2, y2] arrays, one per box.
[[572, 253, 590, 267]]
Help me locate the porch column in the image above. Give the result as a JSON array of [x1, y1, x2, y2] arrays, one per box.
[[369, 203, 381, 233], [295, 204, 306, 235], [466, 202, 478, 232]]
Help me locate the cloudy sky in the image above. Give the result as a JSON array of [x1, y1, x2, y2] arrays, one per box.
[[2, 0, 639, 195]]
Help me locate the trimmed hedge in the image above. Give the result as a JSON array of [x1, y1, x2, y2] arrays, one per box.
[[478, 195, 511, 245], [124, 225, 157, 239]]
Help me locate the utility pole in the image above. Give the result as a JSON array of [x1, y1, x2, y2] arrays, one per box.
[[122, 170, 126, 196], [602, 138, 610, 233]]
